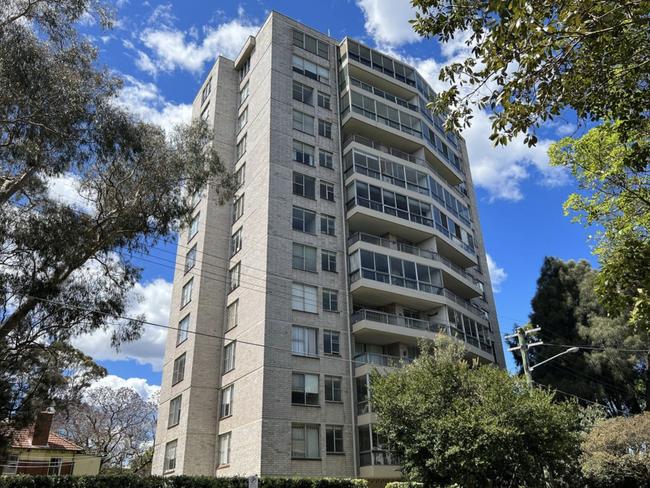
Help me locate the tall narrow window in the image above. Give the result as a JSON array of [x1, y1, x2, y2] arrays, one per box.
[[234, 163, 245, 189], [220, 385, 234, 418], [230, 227, 242, 256], [164, 441, 177, 471], [228, 263, 241, 292], [188, 212, 200, 241], [326, 426, 344, 453], [293, 140, 315, 166], [292, 424, 320, 459], [226, 300, 238, 331], [291, 325, 318, 356], [168, 395, 181, 427], [292, 283, 318, 313], [320, 214, 335, 236], [323, 330, 340, 355], [218, 433, 231, 466], [317, 92, 331, 110], [321, 250, 336, 272], [181, 278, 193, 308], [223, 341, 236, 373], [319, 150, 333, 169], [320, 181, 335, 201], [48, 458, 62, 476], [318, 119, 332, 139], [185, 245, 197, 274], [239, 82, 249, 105], [233, 195, 244, 223], [177, 314, 190, 345], [172, 353, 186, 385], [236, 134, 247, 160], [324, 376, 342, 402], [201, 78, 212, 104], [322, 288, 338, 312], [292, 243, 317, 272], [236, 107, 248, 132], [292, 373, 319, 405]]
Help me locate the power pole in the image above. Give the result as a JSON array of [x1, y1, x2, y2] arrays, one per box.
[[506, 326, 542, 388]]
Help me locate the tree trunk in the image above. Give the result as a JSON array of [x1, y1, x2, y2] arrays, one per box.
[[645, 349, 650, 412]]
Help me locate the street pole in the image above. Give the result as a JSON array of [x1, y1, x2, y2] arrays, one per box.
[[516, 327, 533, 388]]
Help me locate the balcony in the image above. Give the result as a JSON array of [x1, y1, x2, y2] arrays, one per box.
[[352, 309, 495, 361], [348, 232, 482, 297], [354, 351, 413, 369], [343, 133, 468, 200]]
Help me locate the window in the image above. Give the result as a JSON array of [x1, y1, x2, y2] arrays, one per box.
[[293, 80, 313, 105], [292, 54, 330, 83], [292, 325, 318, 356], [177, 314, 189, 345], [220, 384, 233, 418], [200, 103, 210, 121], [233, 195, 244, 223], [326, 425, 344, 454], [292, 243, 317, 272], [236, 134, 246, 159], [321, 250, 336, 272], [319, 150, 333, 169], [223, 341, 236, 373], [48, 458, 62, 476], [292, 373, 319, 405], [320, 214, 335, 236], [228, 263, 240, 292], [164, 440, 177, 471], [322, 288, 338, 312], [234, 164, 245, 189], [292, 424, 320, 459], [324, 330, 340, 355], [324, 376, 341, 402], [292, 206, 316, 234], [218, 433, 231, 466], [293, 172, 316, 199], [188, 212, 200, 241], [292, 29, 329, 59], [236, 108, 248, 132], [292, 283, 318, 313], [172, 353, 186, 385], [3, 455, 17, 475], [320, 181, 334, 201], [239, 81, 249, 105], [181, 278, 193, 308], [317, 91, 331, 110], [226, 300, 238, 330], [293, 140, 315, 166], [189, 190, 202, 209], [318, 119, 332, 139], [239, 55, 250, 80], [168, 395, 181, 427], [185, 245, 197, 274], [231, 227, 242, 256], [201, 78, 211, 104], [293, 110, 314, 135]]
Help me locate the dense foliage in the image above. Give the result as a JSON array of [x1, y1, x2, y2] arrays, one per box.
[[0, 0, 233, 450], [370, 339, 584, 487], [581, 413, 650, 487], [509, 257, 648, 415], [0, 476, 366, 488]]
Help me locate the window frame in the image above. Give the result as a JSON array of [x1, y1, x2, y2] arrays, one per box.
[[324, 375, 342, 402], [172, 353, 186, 385], [292, 206, 317, 234], [326, 425, 344, 454], [228, 262, 241, 293], [292, 372, 320, 406], [181, 278, 193, 308], [322, 288, 338, 312], [293, 140, 315, 166], [184, 244, 197, 274], [223, 341, 236, 373], [291, 283, 318, 313], [291, 324, 318, 356], [226, 300, 238, 331], [164, 440, 177, 472], [168, 395, 182, 428], [317, 91, 331, 110], [218, 432, 231, 466], [323, 330, 340, 355], [177, 314, 190, 345], [320, 214, 335, 236], [291, 423, 321, 459], [319, 150, 334, 169], [293, 172, 316, 199], [220, 384, 234, 418], [321, 250, 337, 273], [319, 181, 335, 202], [292, 243, 317, 272], [230, 227, 243, 256], [318, 119, 332, 139]]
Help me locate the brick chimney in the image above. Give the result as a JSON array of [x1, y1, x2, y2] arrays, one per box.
[[32, 408, 55, 447]]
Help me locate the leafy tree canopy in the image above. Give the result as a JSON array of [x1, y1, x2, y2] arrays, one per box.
[[0, 0, 233, 449], [371, 339, 584, 487]]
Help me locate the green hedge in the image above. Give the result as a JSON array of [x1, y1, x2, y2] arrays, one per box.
[[384, 483, 423, 488], [0, 476, 366, 488]]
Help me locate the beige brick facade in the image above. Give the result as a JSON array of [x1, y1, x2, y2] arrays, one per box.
[[152, 11, 504, 482]]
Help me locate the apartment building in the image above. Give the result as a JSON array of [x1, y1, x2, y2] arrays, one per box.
[[151, 11, 505, 485]]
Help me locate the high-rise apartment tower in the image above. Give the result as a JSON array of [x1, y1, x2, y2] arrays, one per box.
[[152, 11, 505, 486]]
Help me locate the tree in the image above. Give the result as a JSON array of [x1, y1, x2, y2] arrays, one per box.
[[0, 0, 233, 448], [410, 0, 649, 147], [56, 387, 157, 471], [370, 339, 584, 487], [581, 413, 650, 487], [509, 257, 648, 415]]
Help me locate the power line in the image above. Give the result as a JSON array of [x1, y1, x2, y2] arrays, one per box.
[[531, 380, 608, 409]]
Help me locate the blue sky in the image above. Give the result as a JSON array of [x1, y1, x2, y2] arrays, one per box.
[[71, 0, 595, 393]]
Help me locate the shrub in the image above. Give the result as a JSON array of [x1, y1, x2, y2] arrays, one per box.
[[385, 483, 423, 488]]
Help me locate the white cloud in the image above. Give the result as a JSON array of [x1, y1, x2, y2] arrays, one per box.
[[47, 173, 95, 213], [90, 374, 160, 400], [138, 16, 259, 75], [356, 0, 420, 47], [115, 75, 192, 130], [73, 278, 172, 371], [486, 254, 507, 293]]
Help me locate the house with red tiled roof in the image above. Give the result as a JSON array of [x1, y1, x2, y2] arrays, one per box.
[[1, 409, 101, 476]]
